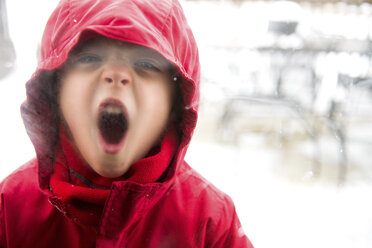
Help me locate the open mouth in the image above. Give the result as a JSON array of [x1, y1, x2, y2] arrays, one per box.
[[98, 99, 128, 149]]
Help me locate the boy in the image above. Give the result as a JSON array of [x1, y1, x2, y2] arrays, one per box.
[[0, 0, 253, 247]]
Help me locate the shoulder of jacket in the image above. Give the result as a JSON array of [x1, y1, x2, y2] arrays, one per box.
[[169, 161, 244, 245], [175, 161, 236, 215], [0, 158, 39, 193]]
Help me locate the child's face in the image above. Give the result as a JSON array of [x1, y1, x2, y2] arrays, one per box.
[[59, 37, 176, 178]]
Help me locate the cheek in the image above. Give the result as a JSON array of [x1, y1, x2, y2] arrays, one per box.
[[59, 75, 96, 136], [133, 81, 174, 140], [60, 73, 96, 108], [147, 84, 173, 120]]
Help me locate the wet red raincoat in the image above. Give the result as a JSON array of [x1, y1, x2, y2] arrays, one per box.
[[0, 0, 253, 247]]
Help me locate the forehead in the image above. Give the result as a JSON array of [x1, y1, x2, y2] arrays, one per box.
[[71, 36, 167, 61]]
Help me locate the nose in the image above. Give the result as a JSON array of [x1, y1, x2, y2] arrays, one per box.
[[101, 64, 132, 86]]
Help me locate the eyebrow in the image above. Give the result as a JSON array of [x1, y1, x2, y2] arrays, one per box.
[[68, 38, 174, 69]]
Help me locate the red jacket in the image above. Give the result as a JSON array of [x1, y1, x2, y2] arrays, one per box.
[[0, 0, 253, 247]]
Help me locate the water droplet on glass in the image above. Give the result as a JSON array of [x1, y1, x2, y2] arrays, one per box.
[[303, 171, 314, 181], [4, 62, 13, 68]]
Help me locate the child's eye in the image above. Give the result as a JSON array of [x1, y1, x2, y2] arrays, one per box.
[[134, 61, 160, 72], [76, 55, 101, 64]]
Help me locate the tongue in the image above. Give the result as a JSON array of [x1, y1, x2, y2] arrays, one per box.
[[98, 111, 127, 144]]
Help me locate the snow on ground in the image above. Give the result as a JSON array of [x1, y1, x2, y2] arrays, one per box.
[[186, 98, 372, 248], [1, 1, 372, 248]]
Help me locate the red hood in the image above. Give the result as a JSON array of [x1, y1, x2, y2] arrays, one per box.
[[21, 0, 200, 189]]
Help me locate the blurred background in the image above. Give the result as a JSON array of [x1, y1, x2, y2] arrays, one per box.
[[1, 0, 372, 247]]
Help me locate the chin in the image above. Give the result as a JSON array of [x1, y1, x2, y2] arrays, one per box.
[[96, 168, 124, 178], [92, 159, 128, 178]]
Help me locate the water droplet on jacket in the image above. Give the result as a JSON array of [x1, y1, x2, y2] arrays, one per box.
[[73, 19, 77, 23], [238, 227, 245, 237]]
